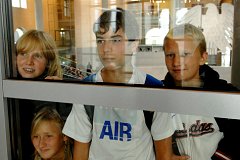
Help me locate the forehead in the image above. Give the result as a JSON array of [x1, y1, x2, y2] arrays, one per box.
[[19, 44, 43, 53], [96, 27, 126, 38], [165, 36, 199, 48], [35, 120, 60, 133]]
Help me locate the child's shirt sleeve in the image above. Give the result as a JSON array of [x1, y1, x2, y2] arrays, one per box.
[[62, 104, 92, 143], [151, 112, 175, 140]]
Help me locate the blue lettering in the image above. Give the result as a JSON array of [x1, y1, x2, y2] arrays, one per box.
[[114, 121, 119, 140], [120, 122, 132, 141], [100, 121, 113, 140], [100, 121, 132, 141]]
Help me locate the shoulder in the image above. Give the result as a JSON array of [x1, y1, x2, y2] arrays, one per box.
[[205, 79, 238, 91], [218, 80, 238, 91], [145, 74, 163, 86]]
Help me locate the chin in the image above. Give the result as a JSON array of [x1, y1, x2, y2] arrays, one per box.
[[103, 65, 119, 71], [173, 76, 184, 81], [23, 73, 39, 78], [21, 75, 35, 78]]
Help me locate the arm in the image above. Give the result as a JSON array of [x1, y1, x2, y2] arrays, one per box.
[[154, 136, 172, 160], [45, 76, 62, 80], [73, 140, 90, 160], [154, 136, 189, 160], [152, 112, 189, 160]]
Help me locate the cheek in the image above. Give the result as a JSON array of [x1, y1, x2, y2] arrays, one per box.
[[52, 134, 64, 144], [16, 57, 24, 65], [165, 59, 172, 67], [97, 47, 103, 53], [115, 44, 126, 53], [51, 137, 64, 149], [187, 57, 201, 67], [36, 60, 47, 70], [32, 139, 39, 148]]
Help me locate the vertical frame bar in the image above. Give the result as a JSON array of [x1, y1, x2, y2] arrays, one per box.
[[232, 0, 240, 88], [0, 0, 14, 159]]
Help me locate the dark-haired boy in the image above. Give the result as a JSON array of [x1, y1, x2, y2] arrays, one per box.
[[63, 8, 175, 160]]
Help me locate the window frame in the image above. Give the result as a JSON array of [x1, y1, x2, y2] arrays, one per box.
[[0, 0, 240, 159]]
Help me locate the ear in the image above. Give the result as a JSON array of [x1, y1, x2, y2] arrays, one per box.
[[130, 41, 139, 53], [200, 51, 208, 65]]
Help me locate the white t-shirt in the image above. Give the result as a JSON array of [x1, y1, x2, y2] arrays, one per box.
[[63, 69, 174, 160], [172, 114, 223, 160]]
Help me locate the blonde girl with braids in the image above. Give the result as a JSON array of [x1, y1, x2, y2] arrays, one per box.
[[31, 107, 72, 160], [16, 29, 62, 79]]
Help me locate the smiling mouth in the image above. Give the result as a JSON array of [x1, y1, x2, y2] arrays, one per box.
[[23, 68, 35, 73]]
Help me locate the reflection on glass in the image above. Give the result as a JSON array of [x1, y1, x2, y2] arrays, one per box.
[[61, 8, 176, 160], [11, 0, 235, 83], [10, 97, 240, 160], [7, 1, 240, 160]]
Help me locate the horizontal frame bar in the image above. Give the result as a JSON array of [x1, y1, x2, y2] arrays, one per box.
[[3, 79, 240, 119]]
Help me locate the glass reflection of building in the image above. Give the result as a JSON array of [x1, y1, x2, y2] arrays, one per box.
[[0, 0, 239, 159]]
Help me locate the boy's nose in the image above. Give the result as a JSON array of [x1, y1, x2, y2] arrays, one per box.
[[103, 41, 112, 53], [173, 54, 181, 67]]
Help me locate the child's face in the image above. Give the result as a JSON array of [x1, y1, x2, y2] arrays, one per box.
[[31, 121, 65, 160], [96, 28, 135, 71], [17, 49, 47, 78], [164, 36, 207, 85]]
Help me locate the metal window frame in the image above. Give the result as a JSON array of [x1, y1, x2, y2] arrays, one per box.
[[0, 1, 240, 159]]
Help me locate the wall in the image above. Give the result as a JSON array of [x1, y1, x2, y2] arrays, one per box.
[[12, 0, 36, 30]]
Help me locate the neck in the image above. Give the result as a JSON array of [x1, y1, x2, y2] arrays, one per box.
[[175, 79, 202, 88], [101, 66, 133, 83]]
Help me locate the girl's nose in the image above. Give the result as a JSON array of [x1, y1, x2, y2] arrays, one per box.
[[26, 55, 34, 65], [39, 137, 47, 148]]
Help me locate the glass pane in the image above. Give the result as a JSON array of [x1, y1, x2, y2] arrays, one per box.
[[8, 98, 240, 159], [10, 0, 239, 89], [8, 98, 72, 160], [5, 1, 240, 160]]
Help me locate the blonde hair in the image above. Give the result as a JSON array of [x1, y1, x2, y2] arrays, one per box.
[[163, 23, 207, 55], [16, 30, 62, 77], [31, 107, 72, 160]]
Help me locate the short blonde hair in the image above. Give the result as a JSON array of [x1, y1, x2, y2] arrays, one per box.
[[16, 30, 62, 77], [163, 23, 207, 55]]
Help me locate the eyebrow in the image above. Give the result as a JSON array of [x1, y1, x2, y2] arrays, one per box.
[[96, 35, 123, 39]]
